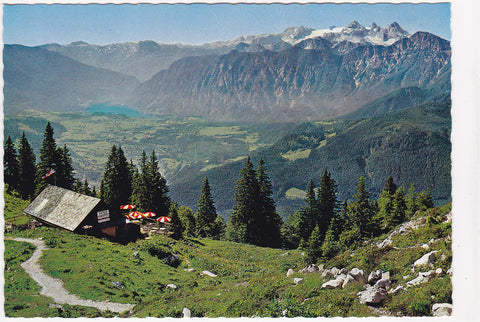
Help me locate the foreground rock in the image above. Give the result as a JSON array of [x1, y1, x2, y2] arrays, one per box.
[[321, 274, 346, 289], [201, 270, 217, 277], [293, 278, 304, 285], [357, 285, 388, 305], [349, 268, 367, 284], [412, 251, 438, 270], [286, 269, 295, 277], [182, 307, 192, 318], [406, 268, 442, 287], [432, 303, 453, 316]]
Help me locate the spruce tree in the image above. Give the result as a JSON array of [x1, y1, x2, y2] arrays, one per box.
[[256, 158, 282, 247], [100, 145, 133, 211], [36, 122, 58, 193], [316, 169, 338, 241], [350, 176, 373, 238], [147, 150, 171, 216], [169, 203, 184, 240], [417, 189, 434, 210], [390, 186, 407, 227], [178, 205, 196, 237], [321, 227, 338, 259], [305, 225, 323, 264], [18, 132, 36, 200], [55, 145, 75, 190], [377, 176, 398, 231], [405, 184, 418, 218], [4, 136, 20, 194], [227, 157, 260, 244], [298, 180, 317, 242], [196, 177, 218, 238], [131, 151, 149, 211]]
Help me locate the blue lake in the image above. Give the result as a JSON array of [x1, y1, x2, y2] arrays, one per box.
[[86, 104, 142, 117]]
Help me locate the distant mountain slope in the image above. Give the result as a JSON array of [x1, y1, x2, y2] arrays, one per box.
[[130, 31, 450, 122], [169, 100, 451, 217], [3, 45, 140, 114]]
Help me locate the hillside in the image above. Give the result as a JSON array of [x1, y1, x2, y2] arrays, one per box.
[[170, 100, 451, 216], [5, 203, 451, 317]]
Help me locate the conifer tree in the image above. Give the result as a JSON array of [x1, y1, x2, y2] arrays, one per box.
[[298, 180, 317, 242], [350, 176, 374, 238], [227, 157, 260, 244], [417, 188, 434, 210], [389, 186, 407, 227], [196, 177, 218, 238], [321, 227, 338, 259], [168, 203, 184, 240], [55, 145, 75, 190], [4, 136, 20, 194], [100, 145, 132, 211], [256, 158, 282, 247], [178, 205, 196, 237], [18, 132, 36, 200], [212, 215, 226, 240], [405, 184, 418, 218], [131, 151, 149, 211], [305, 225, 323, 264], [36, 122, 58, 193], [377, 176, 398, 231], [147, 150, 170, 216], [316, 169, 338, 240]]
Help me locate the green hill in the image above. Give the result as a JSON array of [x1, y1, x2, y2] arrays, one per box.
[[5, 203, 451, 317], [171, 100, 451, 217]]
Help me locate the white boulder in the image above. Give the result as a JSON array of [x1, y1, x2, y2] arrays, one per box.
[[342, 274, 356, 288], [201, 270, 218, 277], [349, 268, 367, 284], [368, 269, 384, 284], [413, 251, 438, 270], [286, 268, 295, 277], [357, 285, 388, 304], [182, 307, 192, 318], [166, 284, 177, 289], [432, 303, 453, 317], [293, 277, 304, 285]]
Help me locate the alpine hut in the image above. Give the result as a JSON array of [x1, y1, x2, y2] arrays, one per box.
[[23, 185, 126, 238]]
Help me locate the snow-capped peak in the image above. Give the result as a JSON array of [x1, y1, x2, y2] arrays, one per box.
[[298, 21, 410, 46]]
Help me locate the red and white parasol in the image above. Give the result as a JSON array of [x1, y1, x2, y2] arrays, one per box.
[[157, 216, 172, 223], [142, 212, 157, 218], [127, 211, 143, 220], [120, 204, 136, 210]]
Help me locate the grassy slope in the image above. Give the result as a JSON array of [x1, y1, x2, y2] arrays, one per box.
[[5, 203, 451, 317], [4, 192, 31, 225]]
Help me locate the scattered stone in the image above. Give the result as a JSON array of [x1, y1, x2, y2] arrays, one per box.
[[374, 278, 391, 291], [321, 275, 346, 289], [299, 264, 319, 273], [377, 238, 393, 249], [201, 270, 217, 277], [186, 268, 195, 272], [440, 254, 446, 261], [403, 275, 410, 280], [293, 277, 304, 285], [182, 307, 192, 318], [406, 269, 440, 287], [444, 211, 452, 223], [435, 268, 443, 275], [301, 252, 305, 256], [421, 243, 429, 249], [330, 267, 340, 276], [349, 268, 367, 284], [112, 281, 124, 289], [357, 285, 388, 305], [412, 251, 438, 270], [164, 254, 180, 267], [342, 274, 356, 288], [286, 269, 295, 277], [389, 285, 405, 295], [368, 269, 383, 284], [339, 267, 349, 275], [282, 309, 288, 317], [381, 271, 390, 281], [133, 251, 139, 258], [281, 252, 289, 257], [432, 303, 453, 317], [447, 268, 452, 275], [166, 284, 177, 289]]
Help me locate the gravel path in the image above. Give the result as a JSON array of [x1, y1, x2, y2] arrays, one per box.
[[6, 237, 135, 314]]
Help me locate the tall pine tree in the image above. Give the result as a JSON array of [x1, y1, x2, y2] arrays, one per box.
[[316, 169, 338, 241], [298, 179, 317, 242], [100, 145, 132, 212], [349, 176, 374, 238], [18, 132, 37, 200], [227, 157, 260, 244], [195, 177, 218, 238], [256, 158, 282, 247], [36, 122, 58, 194], [55, 145, 75, 190], [4, 136, 20, 194], [147, 150, 170, 216]]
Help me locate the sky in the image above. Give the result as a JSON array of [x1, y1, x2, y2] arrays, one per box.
[[3, 3, 451, 46]]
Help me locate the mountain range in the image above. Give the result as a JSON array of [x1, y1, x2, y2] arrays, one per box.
[[4, 21, 450, 121]]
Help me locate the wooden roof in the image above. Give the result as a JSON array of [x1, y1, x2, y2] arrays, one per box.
[[23, 185, 102, 231]]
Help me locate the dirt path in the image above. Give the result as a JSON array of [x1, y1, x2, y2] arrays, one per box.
[[6, 237, 135, 314]]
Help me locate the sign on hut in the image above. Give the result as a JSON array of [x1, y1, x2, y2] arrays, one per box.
[[23, 185, 127, 238]]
